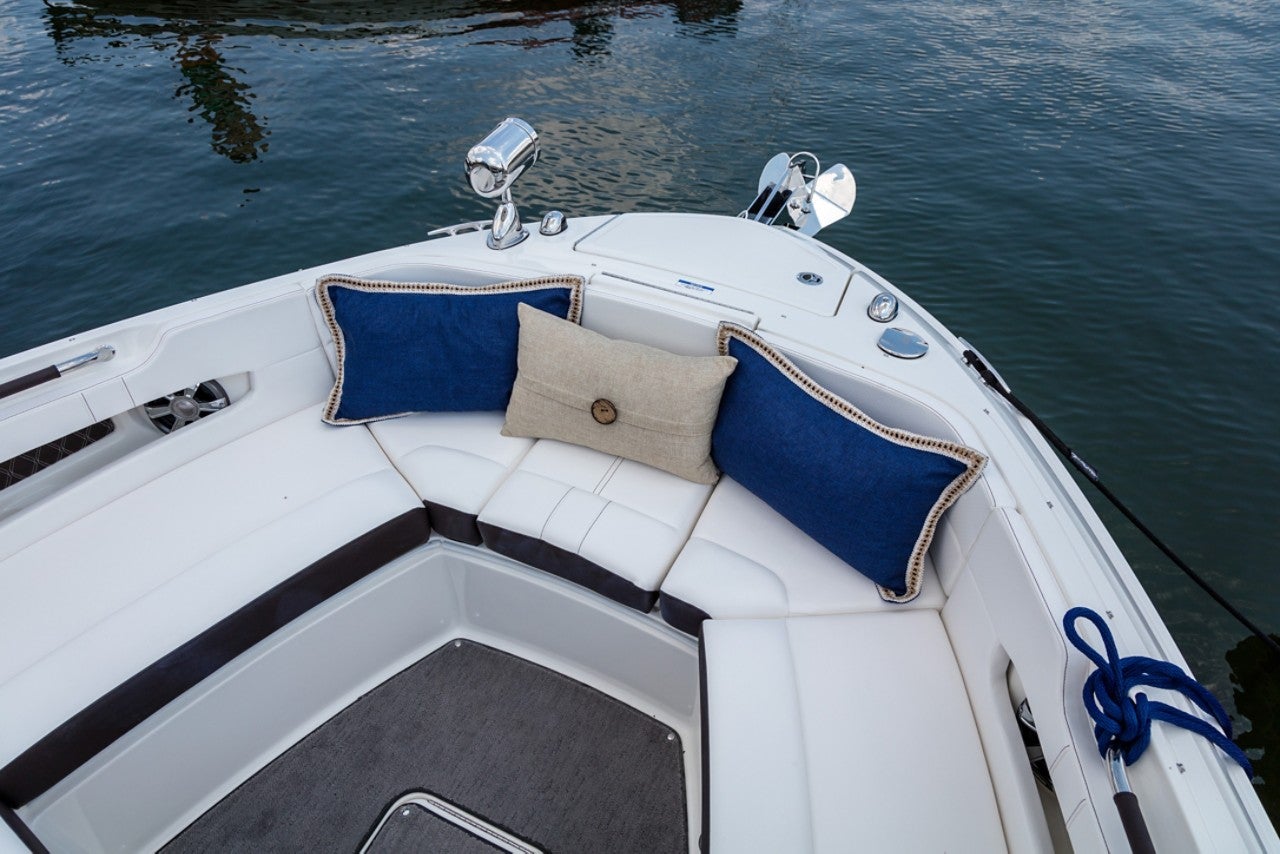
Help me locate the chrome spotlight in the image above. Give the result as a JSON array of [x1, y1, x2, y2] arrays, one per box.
[[465, 117, 539, 250]]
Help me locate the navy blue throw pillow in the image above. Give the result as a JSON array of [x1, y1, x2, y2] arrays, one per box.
[[317, 275, 583, 423], [711, 324, 986, 602]]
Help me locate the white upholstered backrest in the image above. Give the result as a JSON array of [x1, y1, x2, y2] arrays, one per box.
[[580, 290, 727, 357]]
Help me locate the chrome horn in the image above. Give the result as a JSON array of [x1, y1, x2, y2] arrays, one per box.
[[740, 151, 856, 236], [465, 117, 540, 250]]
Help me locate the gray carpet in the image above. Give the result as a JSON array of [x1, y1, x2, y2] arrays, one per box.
[[163, 640, 687, 853]]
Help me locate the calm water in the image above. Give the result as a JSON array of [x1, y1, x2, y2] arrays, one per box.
[[2, 0, 1278, 817]]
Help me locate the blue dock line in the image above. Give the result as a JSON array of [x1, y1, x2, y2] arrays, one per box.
[[1063, 606, 1253, 777]]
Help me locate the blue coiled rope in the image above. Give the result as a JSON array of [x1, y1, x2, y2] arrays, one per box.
[[1063, 606, 1253, 777]]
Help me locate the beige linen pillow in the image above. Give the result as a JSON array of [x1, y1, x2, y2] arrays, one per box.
[[502, 304, 737, 484]]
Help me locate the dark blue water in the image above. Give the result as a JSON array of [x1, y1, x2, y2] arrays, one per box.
[[2, 0, 1278, 816]]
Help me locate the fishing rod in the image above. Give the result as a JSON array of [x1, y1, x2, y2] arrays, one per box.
[[962, 349, 1280, 663]]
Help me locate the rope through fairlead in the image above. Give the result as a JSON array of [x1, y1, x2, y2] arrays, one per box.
[[962, 349, 1280, 663]]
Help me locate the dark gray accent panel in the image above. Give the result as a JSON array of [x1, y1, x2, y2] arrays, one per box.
[[164, 640, 687, 854], [698, 636, 710, 854], [365, 801, 501, 854], [423, 499, 483, 545], [1, 800, 49, 854], [659, 592, 712, 636], [478, 522, 657, 612], [0, 418, 114, 491]]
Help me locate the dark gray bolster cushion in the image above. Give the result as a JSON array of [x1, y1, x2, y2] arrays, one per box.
[[477, 522, 657, 613], [658, 593, 712, 637], [423, 500, 483, 546]]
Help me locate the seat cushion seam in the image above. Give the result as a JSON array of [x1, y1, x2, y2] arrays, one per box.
[[782, 621, 818, 844], [539, 484, 575, 540], [594, 455, 624, 493], [571, 498, 611, 553]]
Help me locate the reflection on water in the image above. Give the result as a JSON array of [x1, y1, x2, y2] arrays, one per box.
[[43, 0, 741, 162], [173, 33, 266, 163], [1227, 635, 1280, 814]]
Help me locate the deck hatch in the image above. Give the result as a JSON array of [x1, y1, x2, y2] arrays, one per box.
[[362, 793, 543, 854], [575, 213, 852, 316]]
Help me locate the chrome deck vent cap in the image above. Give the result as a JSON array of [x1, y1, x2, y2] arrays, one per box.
[[877, 327, 928, 359]]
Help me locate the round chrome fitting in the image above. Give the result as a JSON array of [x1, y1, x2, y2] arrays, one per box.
[[540, 210, 567, 235], [867, 292, 898, 322], [877, 328, 929, 360], [796, 271, 823, 286]]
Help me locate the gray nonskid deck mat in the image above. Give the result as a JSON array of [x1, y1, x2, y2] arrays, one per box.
[[163, 640, 687, 853]]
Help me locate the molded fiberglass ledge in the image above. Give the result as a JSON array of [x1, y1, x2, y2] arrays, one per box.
[[573, 214, 852, 316]]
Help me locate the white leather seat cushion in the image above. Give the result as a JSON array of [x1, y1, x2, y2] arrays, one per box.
[[369, 411, 533, 516], [0, 406, 421, 765], [703, 611, 1007, 852], [661, 477, 944, 626], [477, 439, 713, 599]]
